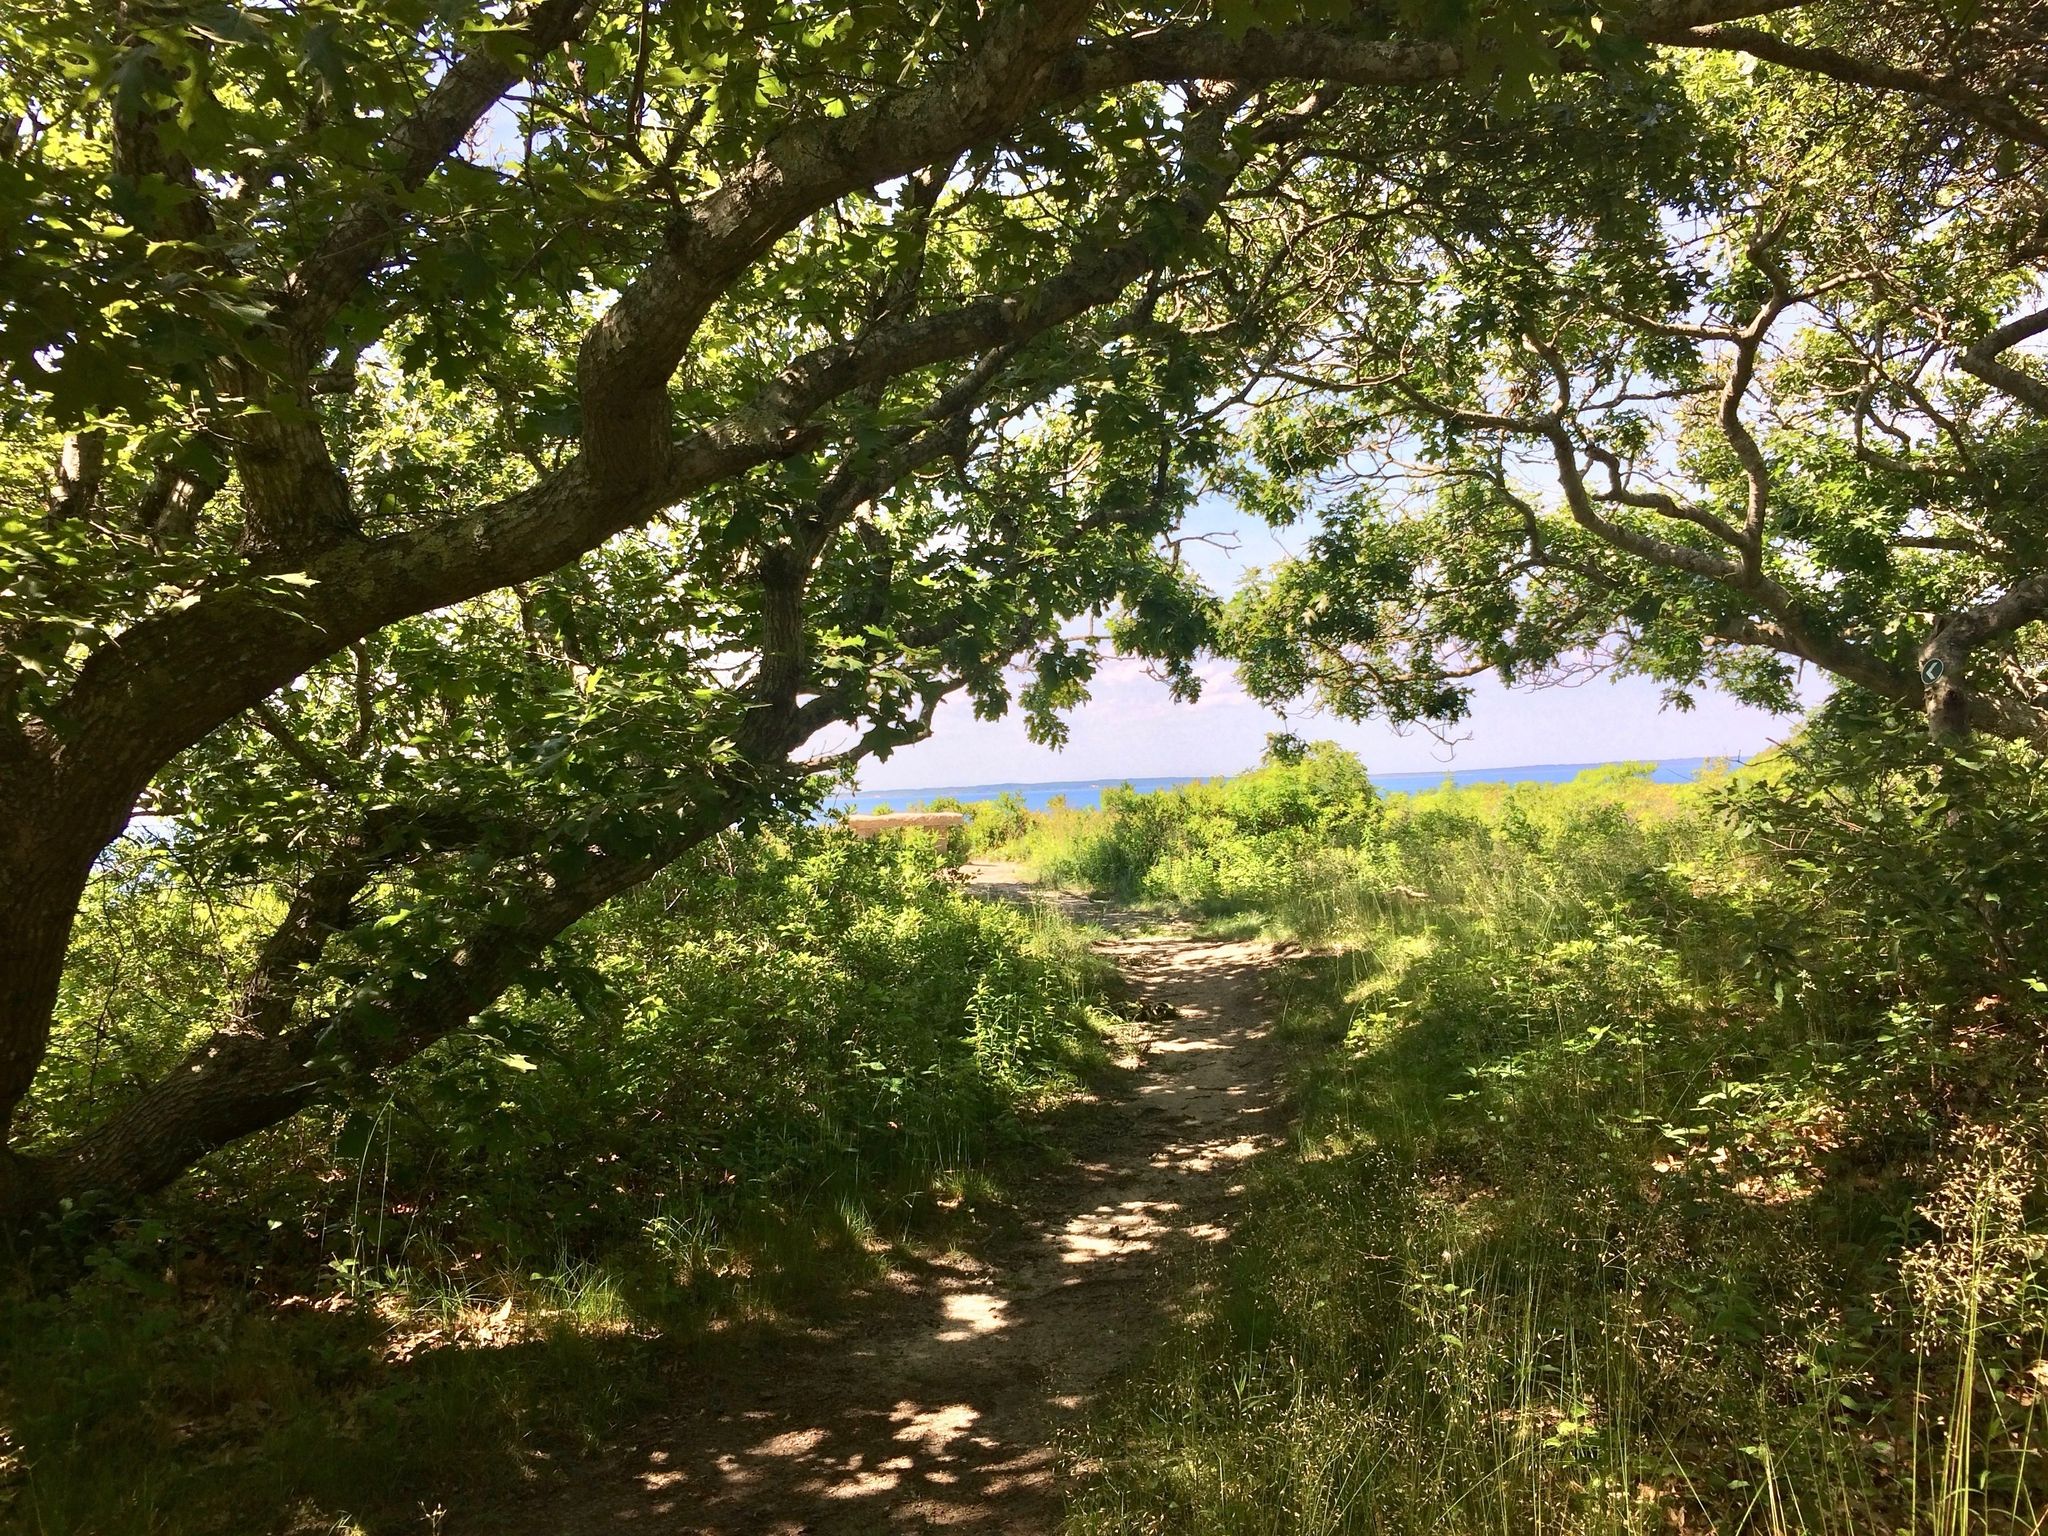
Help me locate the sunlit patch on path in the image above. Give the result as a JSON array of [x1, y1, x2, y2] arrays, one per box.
[[483, 862, 1286, 1534]]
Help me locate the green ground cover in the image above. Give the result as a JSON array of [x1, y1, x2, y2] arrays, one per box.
[[970, 716, 2048, 1535], [3, 833, 1121, 1534]]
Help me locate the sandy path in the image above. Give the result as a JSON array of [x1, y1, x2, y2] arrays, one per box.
[[489, 862, 1284, 1533]]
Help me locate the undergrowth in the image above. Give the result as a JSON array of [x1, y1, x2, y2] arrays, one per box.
[[1039, 712, 2048, 1534], [2, 831, 1122, 1535]]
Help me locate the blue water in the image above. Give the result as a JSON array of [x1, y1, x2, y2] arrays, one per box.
[[827, 757, 1737, 816]]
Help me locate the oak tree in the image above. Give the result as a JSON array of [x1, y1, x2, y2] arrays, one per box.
[[1, 0, 1814, 1220], [1220, 2, 2048, 744]]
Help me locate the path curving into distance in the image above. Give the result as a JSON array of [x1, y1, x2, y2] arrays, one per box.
[[489, 861, 1286, 1534]]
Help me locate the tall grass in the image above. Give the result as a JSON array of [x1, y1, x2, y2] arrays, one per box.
[[1052, 727, 2048, 1534]]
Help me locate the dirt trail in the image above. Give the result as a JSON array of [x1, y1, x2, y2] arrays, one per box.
[[493, 862, 1285, 1533]]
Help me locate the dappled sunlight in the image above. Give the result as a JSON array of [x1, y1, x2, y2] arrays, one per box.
[[885, 1400, 984, 1458], [485, 877, 1286, 1533], [1053, 1197, 1185, 1263], [936, 1292, 1011, 1340]]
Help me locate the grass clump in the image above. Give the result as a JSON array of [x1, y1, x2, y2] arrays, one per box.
[[1057, 709, 2048, 1534]]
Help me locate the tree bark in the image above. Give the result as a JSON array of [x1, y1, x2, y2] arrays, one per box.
[[0, 812, 685, 1224], [0, 765, 146, 1147], [1, 1033, 324, 1221]]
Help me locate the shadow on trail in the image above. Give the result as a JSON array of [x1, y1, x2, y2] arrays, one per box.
[[483, 884, 1285, 1535]]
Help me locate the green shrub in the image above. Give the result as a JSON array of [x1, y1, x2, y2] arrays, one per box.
[[995, 742, 1385, 935]]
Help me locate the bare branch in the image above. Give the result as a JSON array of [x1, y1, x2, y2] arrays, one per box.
[[1724, 238, 1794, 578]]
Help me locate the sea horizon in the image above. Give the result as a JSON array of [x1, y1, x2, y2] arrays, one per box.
[[827, 755, 1742, 816]]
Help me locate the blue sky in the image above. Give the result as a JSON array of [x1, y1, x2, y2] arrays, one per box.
[[855, 656, 1818, 791], [850, 495, 1826, 792]]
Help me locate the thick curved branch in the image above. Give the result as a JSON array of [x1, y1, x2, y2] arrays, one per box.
[[1544, 421, 1752, 585], [1655, 22, 2048, 152], [1920, 570, 2048, 737], [54, 0, 1789, 779], [280, 0, 597, 354], [575, 1, 1101, 492], [8, 799, 708, 1213], [235, 0, 596, 557], [1580, 442, 1749, 549], [1077, 0, 1800, 91], [1957, 305, 2048, 417], [574, 0, 1799, 495], [54, 86, 1267, 820], [9, 318, 1142, 1211]]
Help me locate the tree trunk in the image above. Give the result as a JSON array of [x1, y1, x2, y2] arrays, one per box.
[[1920, 622, 1977, 741], [0, 782, 130, 1142], [0, 779, 154, 1221], [0, 882, 77, 1150], [0, 1034, 321, 1224]]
